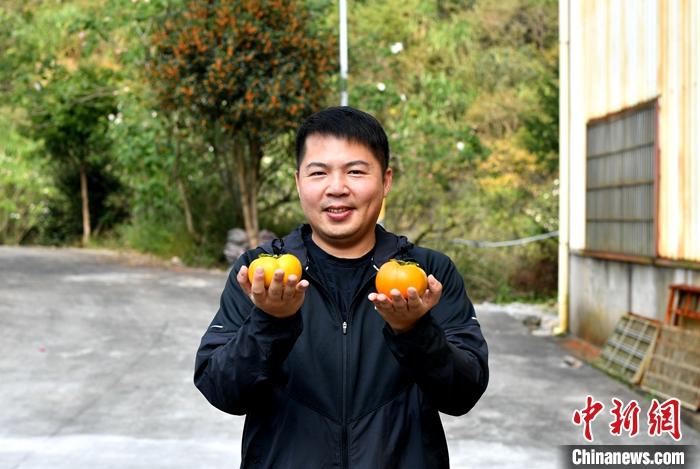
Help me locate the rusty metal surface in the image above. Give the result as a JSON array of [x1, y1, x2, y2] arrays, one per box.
[[568, 0, 699, 261], [653, 0, 695, 261]]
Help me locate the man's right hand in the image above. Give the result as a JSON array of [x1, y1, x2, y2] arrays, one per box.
[[237, 265, 309, 318]]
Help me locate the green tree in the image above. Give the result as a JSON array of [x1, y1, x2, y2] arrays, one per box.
[[520, 58, 559, 173], [0, 0, 561, 293], [341, 0, 559, 300], [27, 66, 117, 245], [1, 1, 136, 246], [148, 0, 336, 246], [0, 111, 56, 244]]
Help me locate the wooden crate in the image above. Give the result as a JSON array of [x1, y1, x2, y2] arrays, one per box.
[[595, 313, 660, 384], [640, 325, 700, 411], [665, 284, 700, 325]]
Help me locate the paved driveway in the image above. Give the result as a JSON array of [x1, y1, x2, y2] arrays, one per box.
[[0, 246, 697, 469]]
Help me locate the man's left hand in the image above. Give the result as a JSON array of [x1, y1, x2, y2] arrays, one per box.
[[368, 275, 443, 333]]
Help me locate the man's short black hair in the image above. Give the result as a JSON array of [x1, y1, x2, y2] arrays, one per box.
[[295, 106, 390, 172]]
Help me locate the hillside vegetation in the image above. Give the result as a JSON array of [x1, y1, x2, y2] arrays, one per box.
[[0, 0, 558, 301]]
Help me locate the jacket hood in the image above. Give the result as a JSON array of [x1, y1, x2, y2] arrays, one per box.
[[261, 223, 413, 269]]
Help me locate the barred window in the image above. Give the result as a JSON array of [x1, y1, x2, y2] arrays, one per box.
[[585, 103, 656, 256]]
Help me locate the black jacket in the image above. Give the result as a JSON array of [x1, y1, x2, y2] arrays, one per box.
[[195, 224, 489, 468]]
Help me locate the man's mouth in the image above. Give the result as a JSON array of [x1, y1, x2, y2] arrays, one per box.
[[325, 207, 352, 213], [323, 205, 354, 221]]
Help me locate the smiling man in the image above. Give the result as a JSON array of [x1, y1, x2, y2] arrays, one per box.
[[296, 134, 386, 257], [194, 107, 489, 468]]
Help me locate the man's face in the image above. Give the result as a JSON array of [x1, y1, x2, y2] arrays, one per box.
[[295, 134, 392, 252]]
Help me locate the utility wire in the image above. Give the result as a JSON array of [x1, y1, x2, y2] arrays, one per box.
[[451, 231, 559, 248]]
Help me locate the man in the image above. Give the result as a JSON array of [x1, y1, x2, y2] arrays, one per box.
[[195, 107, 489, 468]]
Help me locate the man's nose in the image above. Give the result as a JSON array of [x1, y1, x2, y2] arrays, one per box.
[[325, 173, 349, 196]]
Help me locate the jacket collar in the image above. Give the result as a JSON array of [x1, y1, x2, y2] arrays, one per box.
[[262, 223, 413, 269]]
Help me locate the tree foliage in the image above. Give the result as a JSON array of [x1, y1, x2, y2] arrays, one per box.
[[1, 0, 560, 301], [26, 66, 117, 244], [148, 0, 336, 245], [341, 0, 559, 299], [0, 110, 55, 244]]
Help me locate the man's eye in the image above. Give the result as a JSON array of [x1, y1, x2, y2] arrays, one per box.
[[348, 170, 365, 175], [309, 171, 325, 177]]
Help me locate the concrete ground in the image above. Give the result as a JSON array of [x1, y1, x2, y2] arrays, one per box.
[[0, 246, 697, 469]]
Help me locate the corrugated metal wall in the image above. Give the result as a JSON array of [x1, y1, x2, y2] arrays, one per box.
[[585, 104, 656, 256], [567, 0, 700, 262], [658, 0, 700, 260]]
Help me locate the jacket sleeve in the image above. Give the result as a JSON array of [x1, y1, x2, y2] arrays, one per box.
[[193, 251, 303, 415], [382, 252, 489, 416]]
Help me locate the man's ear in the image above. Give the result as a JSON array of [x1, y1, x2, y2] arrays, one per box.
[[294, 170, 301, 198], [383, 167, 393, 197]]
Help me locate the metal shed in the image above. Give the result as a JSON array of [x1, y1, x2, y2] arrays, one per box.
[[559, 0, 700, 344]]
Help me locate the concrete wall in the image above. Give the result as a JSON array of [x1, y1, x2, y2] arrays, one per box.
[[569, 253, 700, 345]]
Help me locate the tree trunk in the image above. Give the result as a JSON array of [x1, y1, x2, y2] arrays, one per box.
[[177, 176, 195, 237], [79, 163, 91, 246], [214, 124, 241, 214], [233, 138, 260, 248], [173, 128, 196, 238]]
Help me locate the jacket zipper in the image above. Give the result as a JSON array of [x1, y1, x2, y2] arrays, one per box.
[[340, 260, 387, 468], [303, 265, 350, 468], [303, 257, 394, 469], [341, 318, 348, 468]]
